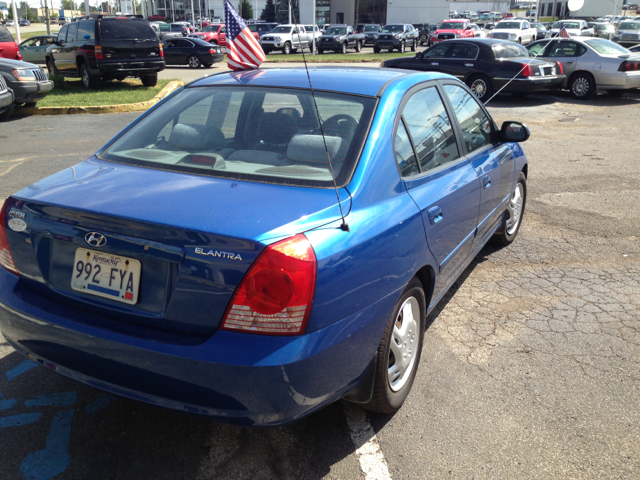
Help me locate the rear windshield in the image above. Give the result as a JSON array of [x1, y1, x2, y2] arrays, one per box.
[[584, 38, 630, 54], [99, 19, 157, 40], [99, 86, 377, 188], [493, 43, 528, 58], [0, 25, 13, 42], [557, 22, 580, 29]]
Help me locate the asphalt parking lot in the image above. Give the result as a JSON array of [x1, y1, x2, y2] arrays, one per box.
[[0, 84, 639, 479]]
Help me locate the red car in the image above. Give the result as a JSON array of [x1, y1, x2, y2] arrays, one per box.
[[189, 24, 227, 46], [0, 25, 22, 60], [502, 12, 514, 18], [430, 20, 475, 44]]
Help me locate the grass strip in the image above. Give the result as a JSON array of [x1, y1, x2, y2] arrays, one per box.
[[263, 51, 417, 63], [38, 78, 173, 107]]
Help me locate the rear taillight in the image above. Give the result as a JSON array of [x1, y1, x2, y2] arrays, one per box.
[[209, 48, 215, 54], [557, 62, 564, 74], [619, 60, 640, 71], [221, 234, 317, 336], [95, 45, 103, 60], [0, 202, 19, 275], [16, 51, 22, 61], [521, 64, 534, 77], [159, 43, 164, 57]]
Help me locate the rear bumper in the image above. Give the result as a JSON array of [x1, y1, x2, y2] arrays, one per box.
[[9, 80, 53, 104], [494, 75, 566, 93], [0, 267, 395, 427], [97, 60, 165, 76], [595, 71, 640, 89]]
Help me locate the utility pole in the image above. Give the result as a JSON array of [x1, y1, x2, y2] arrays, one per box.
[[85, 0, 90, 16], [288, 0, 291, 24], [551, 0, 557, 21], [11, 0, 21, 43], [43, 0, 51, 35]]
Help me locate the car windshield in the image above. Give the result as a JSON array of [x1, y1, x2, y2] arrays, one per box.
[[100, 86, 377, 188], [619, 22, 640, 30], [272, 26, 293, 33], [495, 22, 522, 29], [99, 19, 157, 40], [364, 25, 379, 32], [326, 27, 347, 35], [381, 25, 404, 33], [584, 38, 630, 54], [493, 44, 528, 58], [439, 22, 465, 29], [558, 22, 580, 29], [203, 25, 219, 32], [0, 25, 13, 42], [171, 24, 185, 31]]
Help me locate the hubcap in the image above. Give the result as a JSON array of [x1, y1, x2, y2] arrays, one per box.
[[388, 297, 419, 392], [572, 77, 589, 97], [189, 57, 199, 67], [505, 183, 524, 235], [471, 79, 487, 98], [82, 68, 89, 86]]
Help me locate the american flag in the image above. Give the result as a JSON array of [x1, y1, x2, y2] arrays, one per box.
[[224, 0, 266, 71], [559, 27, 571, 38]]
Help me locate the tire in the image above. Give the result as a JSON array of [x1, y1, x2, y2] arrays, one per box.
[[340, 42, 347, 54], [388, 47, 394, 53], [46, 59, 55, 77], [492, 172, 527, 246], [569, 72, 596, 100], [398, 40, 405, 53], [80, 63, 100, 90], [355, 41, 362, 52], [114, 75, 126, 81], [607, 89, 624, 97], [466, 74, 493, 103], [373, 46, 381, 53], [188, 55, 201, 68], [420, 34, 427, 45], [411, 39, 416, 52], [318, 48, 324, 54], [291, 48, 298, 54], [362, 278, 425, 414], [141, 74, 158, 87], [282, 42, 291, 55], [203, 62, 213, 68], [0, 102, 14, 122], [517, 37, 522, 44]]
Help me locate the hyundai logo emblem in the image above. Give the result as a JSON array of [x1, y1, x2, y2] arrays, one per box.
[[85, 232, 107, 247]]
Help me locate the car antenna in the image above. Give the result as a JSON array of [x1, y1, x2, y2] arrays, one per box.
[[290, 2, 350, 232]]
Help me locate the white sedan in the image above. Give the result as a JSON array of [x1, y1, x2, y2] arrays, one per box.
[[468, 23, 488, 38]]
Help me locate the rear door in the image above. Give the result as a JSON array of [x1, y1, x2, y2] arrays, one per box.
[[438, 42, 480, 80], [396, 83, 480, 299], [19, 37, 39, 63], [64, 21, 79, 75]]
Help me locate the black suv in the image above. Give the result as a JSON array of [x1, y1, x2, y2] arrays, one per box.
[[45, 14, 164, 89]]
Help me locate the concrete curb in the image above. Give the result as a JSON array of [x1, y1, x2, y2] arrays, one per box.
[[13, 80, 184, 116]]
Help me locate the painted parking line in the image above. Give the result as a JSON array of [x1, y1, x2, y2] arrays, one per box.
[[343, 404, 392, 480], [85, 394, 116, 415], [20, 410, 74, 480], [0, 412, 43, 428], [6, 360, 38, 381], [25, 392, 77, 408], [0, 389, 17, 410]]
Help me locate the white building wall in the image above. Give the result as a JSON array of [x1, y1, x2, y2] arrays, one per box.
[[571, 0, 624, 18], [387, 0, 450, 24], [448, 1, 510, 14]]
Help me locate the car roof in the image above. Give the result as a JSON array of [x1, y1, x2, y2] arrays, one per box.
[[190, 67, 451, 97]]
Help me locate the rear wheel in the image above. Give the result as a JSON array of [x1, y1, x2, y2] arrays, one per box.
[[492, 172, 526, 246], [569, 72, 596, 100], [80, 63, 100, 90], [466, 74, 493, 103], [141, 74, 158, 87], [188, 55, 201, 68], [411, 39, 417, 52], [46, 59, 55, 77], [420, 34, 427, 45], [362, 278, 425, 414]]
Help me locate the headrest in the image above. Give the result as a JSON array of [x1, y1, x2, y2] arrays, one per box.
[[256, 113, 298, 145], [286, 135, 345, 165], [168, 123, 226, 151]]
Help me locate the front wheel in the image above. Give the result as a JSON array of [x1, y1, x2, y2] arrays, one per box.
[[362, 278, 425, 414], [466, 74, 493, 103], [398, 40, 405, 53], [0, 103, 14, 122], [373, 46, 381, 53], [492, 172, 526, 246], [340, 42, 347, 54], [188, 55, 201, 68], [282, 42, 291, 55]]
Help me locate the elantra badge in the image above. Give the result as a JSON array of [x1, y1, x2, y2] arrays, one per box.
[[195, 247, 242, 261], [85, 232, 107, 247]]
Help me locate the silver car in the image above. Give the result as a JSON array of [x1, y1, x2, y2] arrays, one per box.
[[18, 35, 57, 64], [527, 37, 640, 99], [613, 20, 640, 47]]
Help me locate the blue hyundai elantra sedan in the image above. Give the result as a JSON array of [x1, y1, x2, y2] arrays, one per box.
[[0, 68, 529, 426]]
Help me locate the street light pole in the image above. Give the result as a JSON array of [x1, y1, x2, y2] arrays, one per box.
[[11, 0, 21, 43]]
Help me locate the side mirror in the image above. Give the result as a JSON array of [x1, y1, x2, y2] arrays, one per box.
[[501, 121, 530, 142], [416, 50, 424, 58]]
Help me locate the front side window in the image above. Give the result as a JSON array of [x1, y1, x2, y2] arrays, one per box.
[[546, 41, 583, 57], [57, 24, 69, 43], [443, 84, 492, 153], [100, 86, 376, 188], [527, 41, 548, 57], [401, 87, 459, 173]]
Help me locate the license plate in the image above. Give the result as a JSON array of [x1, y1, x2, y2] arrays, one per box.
[[71, 248, 141, 305]]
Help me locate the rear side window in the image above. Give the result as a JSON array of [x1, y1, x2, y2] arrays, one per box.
[[493, 43, 528, 58], [394, 122, 419, 177], [449, 43, 478, 59], [78, 21, 95, 40], [99, 86, 377, 188], [0, 26, 13, 42], [99, 19, 157, 40], [401, 87, 459, 173]]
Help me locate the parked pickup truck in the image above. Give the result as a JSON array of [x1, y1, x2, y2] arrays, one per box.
[[260, 24, 320, 54], [317, 25, 365, 54], [487, 19, 537, 45], [189, 24, 226, 45], [373, 23, 419, 52]]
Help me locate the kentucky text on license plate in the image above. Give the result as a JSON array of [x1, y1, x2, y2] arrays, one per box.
[[71, 248, 141, 305]]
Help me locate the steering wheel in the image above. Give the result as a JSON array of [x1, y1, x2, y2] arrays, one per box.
[[316, 114, 359, 143]]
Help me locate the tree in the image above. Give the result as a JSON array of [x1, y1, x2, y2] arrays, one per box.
[[238, 0, 253, 20], [260, 0, 276, 22], [276, 0, 298, 24], [19, 1, 36, 20], [78, 2, 99, 12], [60, 0, 75, 9]]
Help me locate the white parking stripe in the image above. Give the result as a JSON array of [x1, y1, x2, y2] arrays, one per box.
[[343, 403, 392, 480]]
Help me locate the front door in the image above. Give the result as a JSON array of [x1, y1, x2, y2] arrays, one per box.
[[52, 24, 69, 72], [396, 84, 480, 300]]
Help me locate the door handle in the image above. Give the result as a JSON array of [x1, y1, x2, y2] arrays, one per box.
[[431, 62, 439, 65], [566, 61, 575, 64], [427, 206, 443, 225], [465, 63, 474, 67], [483, 175, 491, 189]]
